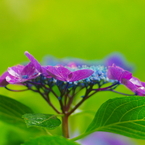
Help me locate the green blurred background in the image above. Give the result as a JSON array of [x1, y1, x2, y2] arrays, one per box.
[[0, 0, 145, 144]]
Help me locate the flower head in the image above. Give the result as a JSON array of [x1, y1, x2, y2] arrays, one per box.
[[107, 64, 145, 96], [45, 66, 94, 82], [25, 51, 52, 78], [6, 62, 40, 84], [107, 64, 132, 82]]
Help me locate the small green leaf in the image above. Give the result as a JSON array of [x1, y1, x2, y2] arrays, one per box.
[[0, 95, 33, 126], [22, 136, 80, 145], [22, 113, 61, 129], [87, 96, 145, 139]]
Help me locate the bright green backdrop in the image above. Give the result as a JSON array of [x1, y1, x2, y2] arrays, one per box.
[[0, 0, 145, 145]]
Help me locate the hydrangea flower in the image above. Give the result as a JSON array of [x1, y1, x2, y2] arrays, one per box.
[[107, 64, 145, 96], [1, 51, 143, 142], [25, 51, 52, 78], [6, 62, 40, 84], [45, 66, 94, 82]]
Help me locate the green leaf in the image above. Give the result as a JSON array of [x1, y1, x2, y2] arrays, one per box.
[[86, 96, 145, 139], [22, 113, 61, 130], [0, 95, 33, 126], [22, 136, 80, 145]]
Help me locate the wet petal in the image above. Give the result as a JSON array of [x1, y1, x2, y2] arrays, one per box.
[[8, 65, 24, 77]]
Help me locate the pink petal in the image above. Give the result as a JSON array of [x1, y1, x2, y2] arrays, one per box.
[[47, 66, 71, 81], [0, 72, 9, 86], [25, 51, 42, 72], [68, 69, 94, 82], [21, 62, 36, 76], [107, 64, 124, 81], [8, 65, 24, 77]]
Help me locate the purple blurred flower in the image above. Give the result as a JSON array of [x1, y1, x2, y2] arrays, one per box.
[[45, 66, 94, 82], [80, 132, 135, 145], [6, 63, 40, 84], [0, 72, 9, 87], [43, 55, 87, 66], [104, 52, 134, 72], [107, 64, 145, 96]]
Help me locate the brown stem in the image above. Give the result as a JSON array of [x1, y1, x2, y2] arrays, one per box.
[[62, 115, 69, 138], [68, 89, 97, 115], [38, 91, 61, 114]]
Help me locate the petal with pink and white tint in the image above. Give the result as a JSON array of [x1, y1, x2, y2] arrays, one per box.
[[24, 51, 42, 72], [68, 69, 94, 82], [129, 77, 142, 86], [8, 65, 24, 77], [123, 77, 145, 96], [6, 75, 21, 84], [0, 72, 9, 87], [136, 87, 145, 96], [123, 79, 138, 93], [47, 66, 71, 81]]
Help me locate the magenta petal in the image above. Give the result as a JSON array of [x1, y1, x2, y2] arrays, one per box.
[[141, 82, 145, 87], [129, 77, 142, 86], [136, 87, 145, 96], [68, 69, 94, 82], [21, 62, 37, 76], [47, 66, 71, 81], [6, 75, 20, 84], [6, 63, 40, 84], [123, 79, 138, 92], [25, 51, 42, 72], [121, 71, 132, 80], [47, 66, 94, 82], [0, 72, 9, 86], [108, 64, 132, 82], [41, 66, 52, 78], [107, 64, 124, 81], [123, 77, 145, 96], [8, 65, 24, 77]]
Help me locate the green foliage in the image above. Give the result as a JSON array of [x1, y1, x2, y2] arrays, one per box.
[[87, 96, 145, 139], [22, 135, 80, 145], [0, 95, 33, 126], [22, 113, 61, 130]]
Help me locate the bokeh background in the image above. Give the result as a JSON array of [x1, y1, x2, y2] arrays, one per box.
[[0, 0, 145, 144]]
